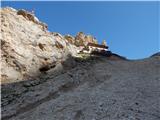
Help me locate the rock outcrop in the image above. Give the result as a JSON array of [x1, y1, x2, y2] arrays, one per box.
[[64, 32, 98, 47], [64, 34, 75, 44], [74, 32, 98, 46], [1, 7, 160, 120], [0, 7, 105, 84], [0, 7, 78, 83]]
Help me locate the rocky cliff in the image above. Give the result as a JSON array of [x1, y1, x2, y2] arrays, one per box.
[[1, 7, 160, 120], [1, 7, 99, 83]]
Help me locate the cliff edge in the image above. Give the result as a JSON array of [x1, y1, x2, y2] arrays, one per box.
[[1, 7, 79, 83]]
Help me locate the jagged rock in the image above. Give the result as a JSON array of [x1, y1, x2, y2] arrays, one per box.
[[17, 9, 48, 31], [0, 7, 78, 83], [101, 40, 107, 46], [51, 32, 63, 39], [75, 32, 98, 47], [64, 34, 75, 44], [85, 35, 97, 43], [75, 32, 86, 46]]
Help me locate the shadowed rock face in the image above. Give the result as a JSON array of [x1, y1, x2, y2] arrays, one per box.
[[64, 32, 98, 47]]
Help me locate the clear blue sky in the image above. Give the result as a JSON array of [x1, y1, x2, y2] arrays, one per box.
[[2, 1, 160, 59]]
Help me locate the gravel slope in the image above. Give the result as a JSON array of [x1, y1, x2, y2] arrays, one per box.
[[1, 55, 160, 120]]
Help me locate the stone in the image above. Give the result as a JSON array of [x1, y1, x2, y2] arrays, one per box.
[[0, 7, 78, 83]]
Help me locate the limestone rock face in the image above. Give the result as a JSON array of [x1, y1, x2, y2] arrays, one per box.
[[75, 32, 98, 46], [0, 7, 78, 83], [64, 34, 75, 44]]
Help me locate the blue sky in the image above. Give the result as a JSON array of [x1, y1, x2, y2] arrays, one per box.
[[1, 1, 159, 59]]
